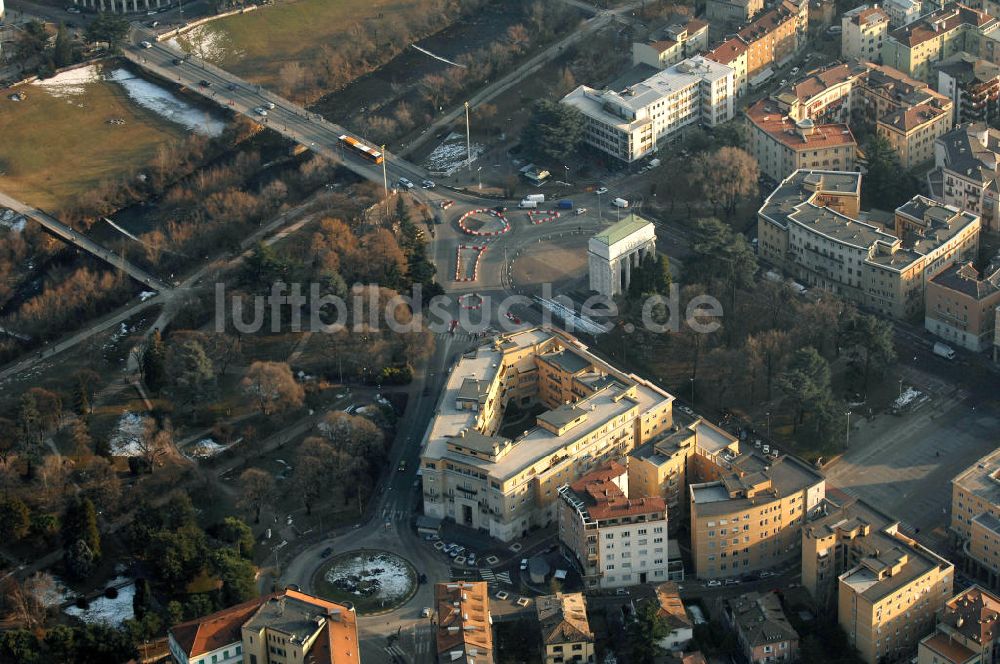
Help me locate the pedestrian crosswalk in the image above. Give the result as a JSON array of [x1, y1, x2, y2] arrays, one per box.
[[385, 645, 407, 659], [479, 568, 496, 582], [496, 571, 511, 584]]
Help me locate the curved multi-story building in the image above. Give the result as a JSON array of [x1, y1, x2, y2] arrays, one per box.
[[419, 328, 674, 542]]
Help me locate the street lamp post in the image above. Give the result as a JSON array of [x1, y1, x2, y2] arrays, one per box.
[[477, 166, 482, 190], [845, 410, 852, 449], [465, 101, 472, 173], [898, 379, 903, 398], [689, 377, 695, 409], [564, 164, 569, 183], [381, 145, 389, 222], [766, 411, 771, 440], [597, 192, 603, 220]]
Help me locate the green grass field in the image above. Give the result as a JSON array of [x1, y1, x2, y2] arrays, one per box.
[[174, 0, 422, 89], [0, 66, 188, 212]]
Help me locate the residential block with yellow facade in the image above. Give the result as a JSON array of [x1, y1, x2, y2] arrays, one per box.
[[758, 170, 980, 319], [536, 592, 595, 664], [883, 3, 997, 82], [802, 494, 956, 663], [951, 449, 1000, 588], [689, 452, 825, 579], [419, 328, 674, 542]]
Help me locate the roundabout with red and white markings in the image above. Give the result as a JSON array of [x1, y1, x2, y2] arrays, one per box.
[[457, 208, 510, 237]]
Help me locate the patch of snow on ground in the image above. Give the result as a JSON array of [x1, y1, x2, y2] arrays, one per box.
[[64, 577, 135, 626], [108, 411, 146, 457], [0, 209, 27, 232], [189, 437, 239, 458], [106, 68, 226, 137], [425, 133, 485, 176], [138, 291, 157, 301], [35, 576, 72, 608], [169, 25, 242, 64], [31, 64, 101, 98], [325, 553, 413, 601]]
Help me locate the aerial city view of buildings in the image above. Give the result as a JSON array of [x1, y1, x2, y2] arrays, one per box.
[[1, 0, 1000, 661]]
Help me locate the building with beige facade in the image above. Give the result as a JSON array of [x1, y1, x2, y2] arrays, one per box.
[[746, 100, 858, 181], [916, 585, 1000, 664], [747, 60, 953, 175], [931, 123, 1000, 233], [628, 411, 741, 534], [558, 462, 670, 588], [705, 37, 751, 96], [800, 495, 955, 664], [689, 451, 825, 579], [419, 328, 674, 542], [842, 5, 890, 62], [537, 593, 595, 664], [724, 591, 800, 664], [435, 582, 493, 664], [632, 19, 710, 70], [951, 449, 1000, 588], [561, 55, 735, 163], [882, 3, 998, 82], [739, 1, 804, 82], [705, 0, 763, 25], [167, 589, 360, 664], [925, 260, 1000, 351], [804, 498, 955, 664], [758, 170, 980, 319]]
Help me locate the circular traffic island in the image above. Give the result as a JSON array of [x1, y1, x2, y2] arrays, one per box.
[[457, 208, 510, 237], [311, 549, 417, 615]]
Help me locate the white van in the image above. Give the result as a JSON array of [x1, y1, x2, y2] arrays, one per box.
[[612, 198, 629, 208], [518, 200, 538, 209]]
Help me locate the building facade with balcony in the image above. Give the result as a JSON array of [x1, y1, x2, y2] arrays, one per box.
[[916, 585, 1000, 664], [842, 5, 890, 62], [561, 56, 735, 163], [632, 19, 711, 69], [882, 3, 997, 82], [936, 52, 1000, 124], [932, 123, 1000, 232], [758, 170, 980, 319], [557, 463, 670, 589], [419, 328, 674, 543]]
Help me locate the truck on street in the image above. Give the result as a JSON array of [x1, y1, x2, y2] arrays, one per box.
[[525, 194, 545, 203], [933, 342, 956, 360], [518, 200, 538, 209]]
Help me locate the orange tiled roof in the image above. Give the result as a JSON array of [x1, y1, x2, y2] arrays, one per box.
[[746, 99, 858, 149], [705, 36, 749, 64]]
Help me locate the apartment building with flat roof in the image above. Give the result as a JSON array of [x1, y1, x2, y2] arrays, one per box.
[[936, 52, 1000, 125], [420, 328, 674, 542], [689, 451, 825, 579], [806, 495, 955, 663], [925, 260, 1000, 351], [883, 3, 997, 82], [558, 463, 670, 588], [931, 123, 1000, 232], [632, 19, 711, 70], [758, 170, 980, 319], [842, 5, 890, 62], [724, 591, 800, 664], [951, 449, 1000, 588], [561, 56, 735, 163], [435, 582, 493, 664], [536, 592, 595, 664], [628, 412, 741, 533], [916, 585, 1000, 664], [884, 0, 922, 27], [167, 589, 359, 664]]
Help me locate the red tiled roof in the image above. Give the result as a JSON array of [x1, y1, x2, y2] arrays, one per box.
[[170, 594, 274, 659], [705, 36, 748, 64], [746, 99, 858, 150]]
